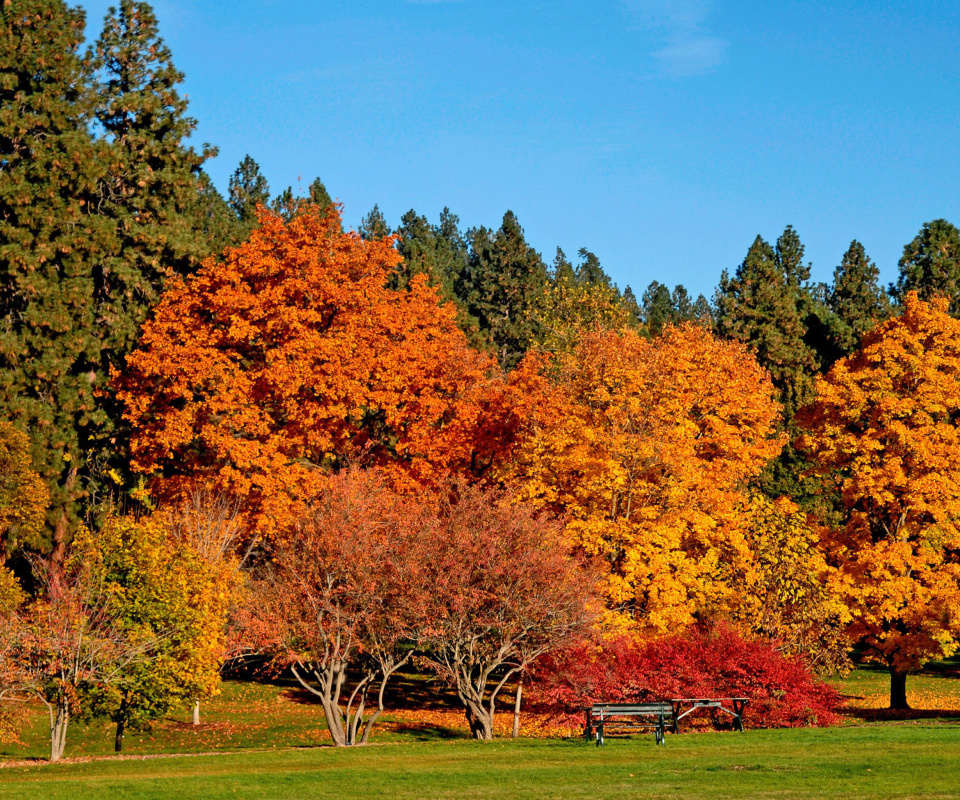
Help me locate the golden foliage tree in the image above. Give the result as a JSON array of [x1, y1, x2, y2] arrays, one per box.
[[502, 325, 783, 632], [798, 292, 960, 708], [733, 494, 851, 674], [0, 422, 48, 564]]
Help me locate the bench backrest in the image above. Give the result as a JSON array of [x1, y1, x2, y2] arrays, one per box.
[[591, 702, 673, 715]]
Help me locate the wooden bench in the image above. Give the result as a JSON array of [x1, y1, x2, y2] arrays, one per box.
[[584, 702, 677, 747]]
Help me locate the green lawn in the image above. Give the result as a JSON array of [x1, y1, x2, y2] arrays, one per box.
[[1, 726, 959, 799], [1, 667, 958, 799]]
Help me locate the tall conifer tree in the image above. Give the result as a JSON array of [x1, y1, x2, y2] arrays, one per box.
[[0, 0, 118, 559], [458, 211, 547, 369], [830, 240, 890, 355], [228, 155, 269, 231], [893, 219, 960, 314], [715, 234, 819, 420], [92, 0, 213, 354]]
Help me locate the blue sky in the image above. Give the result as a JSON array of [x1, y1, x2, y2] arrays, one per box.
[[80, 0, 960, 299]]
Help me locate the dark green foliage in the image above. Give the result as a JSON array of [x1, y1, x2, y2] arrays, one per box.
[[714, 232, 819, 421], [457, 211, 547, 370], [622, 285, 641, 324], [228, 155, 269, 230], [692, 294, 714, 329], [893, 219, 960, 314], [359, 204, 390, 241], [575, 248, 609, 287], [641, 281, 674, 336], [188, 172, 243, 256], [92, 0, 216, 348], [829, 240, 890, 356], [308, 177, 332, 209], [551, 248, 575, 284], [0, 0, 119, 556]]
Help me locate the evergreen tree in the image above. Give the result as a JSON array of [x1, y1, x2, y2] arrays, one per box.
[[575, 248, 609, 287], [91, 0, 213, 356], [640, 281, 673, 336], [228, 155, 269, 230], [271, 186, 297, 221], [893, 219, 960, 314], [308, 177, 333, 209], [358, 204, 390, 241], [672, 285, 694, 322], [458, 211, 547, 369], [830, 240, 890, 355], [622, 285, 642, 324], [393, 209, 463, 298], [0, 0, 118, 559], [714, 235, 818, 420], [188, 172, 244, 255], [692, 294, 714, 329], [551, 248, 575, 284]]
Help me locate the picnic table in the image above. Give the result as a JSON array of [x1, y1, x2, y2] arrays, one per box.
[[584, 697, 749, 746]]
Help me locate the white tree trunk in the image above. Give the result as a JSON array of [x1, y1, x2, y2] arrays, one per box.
[[193, 700, 200, 726]]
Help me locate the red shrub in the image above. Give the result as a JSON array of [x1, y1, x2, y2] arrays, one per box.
[[527, 625, 842, 728]]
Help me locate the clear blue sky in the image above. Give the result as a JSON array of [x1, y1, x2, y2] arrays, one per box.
[[80, 0, 960, 299]]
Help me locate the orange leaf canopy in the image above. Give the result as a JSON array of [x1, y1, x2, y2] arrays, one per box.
[[798, 292, 960, 671], [117, 205, 503, 538]]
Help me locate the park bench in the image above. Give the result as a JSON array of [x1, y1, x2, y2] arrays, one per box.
[[671, 697, 749, 732], [584, 697, 749, 746], [584, 702, 677, 747]]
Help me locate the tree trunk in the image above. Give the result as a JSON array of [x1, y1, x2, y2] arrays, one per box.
[[465, 704, 493, 740], [114, 719, 125, 752], [193, 700, 200, 726], [512, 679, 523, 739], [49, 700, 69, 763], [890, 668, 910, 710]]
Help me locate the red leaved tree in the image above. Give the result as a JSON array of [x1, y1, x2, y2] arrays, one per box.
[[249, 469, 432, 746], [421, 481, 595, 740], [529, 626, 843, 730]]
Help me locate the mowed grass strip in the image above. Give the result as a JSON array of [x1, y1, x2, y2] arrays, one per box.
[[1, 726, 959, 800]]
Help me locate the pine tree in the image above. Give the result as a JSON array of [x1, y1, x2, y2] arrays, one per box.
[[830, 240, 890, 355], [893, 219, 960, 314], [550, 248, 575, 284], [188, 172, 244, 255], [672, 285, 693, 322], [714, 234, 819, 420], [640, 281, 673, 336], [394, 208, 479, 344], [692, 294, 714, 329], [575, 248, 609, 287], [458, 211, 547, 369], [228, 155, 269, 230], [622, 285, 642, 324], [308, 177, 332, 209], [358, 204, 390, 240], [91, 0, 213, 357], [271, 186, 297, 221], [0, 0, 119, 559]]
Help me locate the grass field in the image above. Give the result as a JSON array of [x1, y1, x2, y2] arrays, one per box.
[[1, 662, 958, 799]]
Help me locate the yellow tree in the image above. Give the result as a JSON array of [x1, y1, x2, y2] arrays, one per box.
[[502, 325, 783, 632], [798, 292, 960, 708], [0, 422, 48, 565], [733, 494, 851, 674]]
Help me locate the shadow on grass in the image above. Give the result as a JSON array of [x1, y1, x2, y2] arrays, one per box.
[[840, 707, 960, 722]]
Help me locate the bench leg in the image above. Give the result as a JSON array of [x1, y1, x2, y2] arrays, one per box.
[[597, 724, 604, 747]]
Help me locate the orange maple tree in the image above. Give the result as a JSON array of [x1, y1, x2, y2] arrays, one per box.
[[798, 292, 960, 708], [501, 324, 784, 632], [116, 205, 527, 541]]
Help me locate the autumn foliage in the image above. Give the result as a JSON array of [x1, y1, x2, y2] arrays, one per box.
[[799, 292, 960, 706], [116, 205, 525, 543], [528, 626, 843, 729], [503, 325, 783, 633]]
